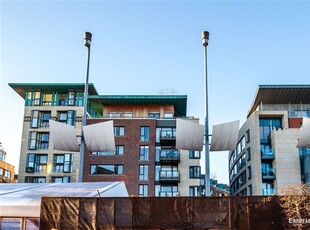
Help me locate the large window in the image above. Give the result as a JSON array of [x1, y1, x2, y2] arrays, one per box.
[[42, 93, 53, 106], [109, 112, 133, 118], [52, 176, 71, 183], [140, 127, 149, 141], [189, 150, 201, 159], [58, 93, 68, 106], [189, 166, 201, 178], [159, 186, 178, 197], [189, 186, 201, 196], [139, 165, 148, 180], [259, 118, 282, 143], [25, 177, 46, 183], [90, 165, 124, 175], [31, 110, 51, 128], [26, 91, 41, 106], [138, 184, 148, 197], [54, 154, 73, 173], [68, 92, 75, 106], [26, 154, 48, 173], [92, 145, 124, 156], [57, 111, 75, 126], [148, 112, 160, 118], [28, 132, 49, 150], [114, 126, 125, 136], [139, 146, 149, 161]]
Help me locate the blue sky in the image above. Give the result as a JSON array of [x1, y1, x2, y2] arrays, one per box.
[[1, 0, 310, 184]]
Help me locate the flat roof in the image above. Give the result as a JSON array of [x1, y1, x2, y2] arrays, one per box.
[[9, 83, 98, 99], [89, 95, 187, 117], [248, 85, 310, 117]]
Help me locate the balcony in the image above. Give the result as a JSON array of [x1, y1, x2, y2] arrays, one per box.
[[160, 149, 180, 164], [262, 168, 276, 179], [159, 191, 180, 197], [160, 129, 176, 146], [262, 188, 277, 195], [261, 149, 275, 160], [159, 170, 180, 184]]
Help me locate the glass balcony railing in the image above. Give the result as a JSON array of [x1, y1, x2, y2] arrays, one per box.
[[261, 149, 275, 159], [159, 170, 180, 183], [160, 129, 176, 139], [160, 150, 180, 163], [262, 188, 277, 195], [159, 191, 180, 197], [262, 168, 276, 179]]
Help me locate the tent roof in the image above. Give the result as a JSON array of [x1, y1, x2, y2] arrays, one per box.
[[0, 182, 128, 218]]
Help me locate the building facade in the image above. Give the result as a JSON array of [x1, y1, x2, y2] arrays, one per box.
[[0, 144, 15, 183], [10, 83, 202, 196], [229, 85, 310, 196]]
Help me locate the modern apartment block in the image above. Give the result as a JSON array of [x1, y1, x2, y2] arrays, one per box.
[[10, 83, 202, 197], [0, 144, 15, 183], [229, 85, 310, 196], [9, 83, 98, 183]]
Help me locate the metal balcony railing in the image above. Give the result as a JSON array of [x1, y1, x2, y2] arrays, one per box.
[[159, 170, 180, 183], [262, 168, 276, 179], [159, 191, 180, 197], [262, 188, 277, 195], [261, 149, 275, 160]]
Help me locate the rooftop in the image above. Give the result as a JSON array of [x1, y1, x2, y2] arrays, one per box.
[[247, 84, 310, 117], [9, 83, 98, 98], [88, 95, 187, 117]]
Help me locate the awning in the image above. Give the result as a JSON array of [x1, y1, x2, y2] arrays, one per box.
[[83, 121, 115, 152], [176, 119, 204, 151], [210, 120, 240, 151], [49, 120, 80, 152]]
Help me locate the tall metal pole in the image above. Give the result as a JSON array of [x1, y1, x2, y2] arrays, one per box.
[[202, 31, 210, 196], [78, 32, 92, 182]]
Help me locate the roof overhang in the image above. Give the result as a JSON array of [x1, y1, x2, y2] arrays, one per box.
[[88, 95, 187, 117], [247, 85, 310, 118], [9, 83, 98, 99]]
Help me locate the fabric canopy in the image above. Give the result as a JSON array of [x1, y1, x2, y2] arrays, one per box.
[[0, 182, 128, 218], [297, 117, 310, 148], [210, 120, 240, 151], [83, 121, 115, 152], [49, 120, 80, 152], [176, 119, 204, 151]]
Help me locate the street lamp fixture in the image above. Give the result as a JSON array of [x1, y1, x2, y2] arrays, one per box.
[[202, 31, 211, 196], [78, 32, 92, 182]]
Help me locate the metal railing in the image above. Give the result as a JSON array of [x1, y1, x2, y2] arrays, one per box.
[[262, 188, 277, 195], [159, 191, 180, 197], [159, 170, 180, 180]]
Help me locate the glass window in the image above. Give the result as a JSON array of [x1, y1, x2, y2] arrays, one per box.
[[68, 92, 75, 106], [114, 126, 125, 136], [155, 165, 160, 181], [75, 92, 83, 106], [90, 164, 124, 175], [57, 111, 75, 126], [54, 154, 73, 173], [52, 176, 71, 183], [92, 145, 124, 155], [39, 111, 51, 127], [140, 126, 149, 141], [155, 147, 161, 162], [164, 113, 173, 118], [58, 93, 67, 106], [189, 186, 201, 196], [246, 129, 250, 143], [138, 184, 148, 197], [33, 92, 41, 106], [189, 150, 201, 159], [189, 166, 201, 178], [26, 154, 35, 173], [248, 166, 251, 179], [139, 146, 149, 161], [31, 110, 39, 128], [42, 93, 52, 106], [247, 147, 251, 161], [148, 112, 160, 118], [28, 132, 37, 150], [37, 133, 49, 149], [139, 165, 148, 180], [34, 155, 47, 173]]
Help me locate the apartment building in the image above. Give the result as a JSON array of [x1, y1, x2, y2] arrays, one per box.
[[229, 85, 310, 196], [0, 144, 15, 183], [9, 83, 98, 183], [10, 83, 202, 196]]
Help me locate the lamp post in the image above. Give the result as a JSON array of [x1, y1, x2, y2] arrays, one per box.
[[202, 31, 211, 196], [78, 32, 92, 182]]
